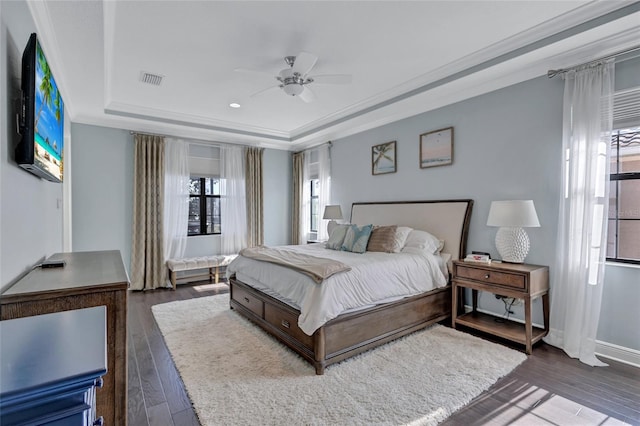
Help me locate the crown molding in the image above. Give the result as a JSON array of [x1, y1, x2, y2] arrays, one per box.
[[290, 1, 640, 142], [73, 111, 291, 150], [104, 100, 291, 141], [289, 21, 640, 149], [29, 0, 640, 151], [26, 0, 75, 119], [103, 0, 116, 118]]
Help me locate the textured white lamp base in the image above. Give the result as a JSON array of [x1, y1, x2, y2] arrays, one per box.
[[495, 227, 530, 263]]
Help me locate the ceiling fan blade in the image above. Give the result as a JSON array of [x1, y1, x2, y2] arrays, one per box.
[[250, 85, 280, 98], [311, 74, 352, 85], [234, 68, 275, 79], [292, 51, 318, 76], [298, 86, 317, 103]]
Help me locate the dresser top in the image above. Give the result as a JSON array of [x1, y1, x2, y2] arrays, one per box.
[[0, 306, 107, 398], [1, 250, 129, 299]]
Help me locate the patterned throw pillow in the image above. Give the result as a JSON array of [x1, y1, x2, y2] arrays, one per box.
[[367, 225, 398, 253], [325, 224, 350, 250], [341, 224, 373, 253]]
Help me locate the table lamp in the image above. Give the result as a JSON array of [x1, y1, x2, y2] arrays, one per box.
[[487, 200, 540, 263], [323, 205, 343, 236]]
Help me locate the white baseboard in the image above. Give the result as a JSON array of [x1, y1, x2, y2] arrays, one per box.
[[595, 341, 640, 368]]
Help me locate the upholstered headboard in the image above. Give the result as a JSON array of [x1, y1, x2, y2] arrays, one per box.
[[350, 200, 474, 261]]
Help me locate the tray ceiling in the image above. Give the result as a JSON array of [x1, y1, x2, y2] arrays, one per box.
[[28, 1, 640, 149]]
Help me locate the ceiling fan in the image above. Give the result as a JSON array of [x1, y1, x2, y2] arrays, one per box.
[[236, 52, 352, 103]]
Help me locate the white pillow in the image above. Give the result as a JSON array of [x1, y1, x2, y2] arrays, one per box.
[[325, 224, 350, 250], [392, 226, 412, 253], [401, 230, 441, 254]]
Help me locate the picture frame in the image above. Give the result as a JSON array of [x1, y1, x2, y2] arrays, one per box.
[[372, 141, 397, 175], [420, 127, 453, 168]]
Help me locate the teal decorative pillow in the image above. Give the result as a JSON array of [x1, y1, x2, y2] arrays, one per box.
[[341, 224, 373, 253], [325, 224, 350, 250]]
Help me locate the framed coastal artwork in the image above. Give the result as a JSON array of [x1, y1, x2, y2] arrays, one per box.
[[372, 141, 397, 175], [420, 127, 453, 168]]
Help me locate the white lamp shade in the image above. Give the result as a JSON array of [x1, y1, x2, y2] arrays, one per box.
[[323, 205, 342, 237], [487, 200, 540, 228], [323, 205, 343, 220]]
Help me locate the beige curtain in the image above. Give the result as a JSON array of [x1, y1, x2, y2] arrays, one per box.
[[130, 134, 167, 290], [245, 147, 264, 247], [291, 152, 304, 245]]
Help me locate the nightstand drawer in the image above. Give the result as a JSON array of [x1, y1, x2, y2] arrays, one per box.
[[456, 265, 525, 290]]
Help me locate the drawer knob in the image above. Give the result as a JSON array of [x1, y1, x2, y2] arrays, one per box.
[[93, 417, 104, 426], [484, 274, 490, 279], [95, 377, 104, 388], [244, 297, 250, 303], [281, 319, 290, 329]]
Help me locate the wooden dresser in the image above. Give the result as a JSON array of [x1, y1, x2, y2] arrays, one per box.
[[0, 250, 129, 426], [1, 306, 107, 425]]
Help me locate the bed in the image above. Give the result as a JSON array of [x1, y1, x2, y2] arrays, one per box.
[[228, 199, 473, 374]]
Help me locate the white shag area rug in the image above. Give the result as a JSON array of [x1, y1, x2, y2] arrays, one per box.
[[152, 294, 526, 426]]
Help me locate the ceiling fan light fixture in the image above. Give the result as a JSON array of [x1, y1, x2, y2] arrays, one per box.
[[282, 83, 304, 96], [241, 51, 352, 102], [279, 68, 293, 80]]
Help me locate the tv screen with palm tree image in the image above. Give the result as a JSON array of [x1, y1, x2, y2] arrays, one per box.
[[15, 33, 64, 183]]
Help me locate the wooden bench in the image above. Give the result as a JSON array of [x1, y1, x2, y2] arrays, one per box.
[[166, 254, 237, 290]]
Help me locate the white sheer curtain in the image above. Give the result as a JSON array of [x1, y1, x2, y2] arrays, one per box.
[[220, 145, 247, 254], [545, 61, 614, 366], [316, 144, 331, 241], [300, 153, 311, 244], [300, 144, 331, 242], [163, 138, 190, 267]]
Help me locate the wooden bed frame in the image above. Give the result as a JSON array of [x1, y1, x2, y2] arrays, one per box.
[[229, 199, 473, 374]]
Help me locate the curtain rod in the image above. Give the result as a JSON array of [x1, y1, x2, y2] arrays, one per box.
[[547, 45, 640, 78], [129, 131, 259, 149], [130, 130, 216, 145], [294, 141, 332, 155]]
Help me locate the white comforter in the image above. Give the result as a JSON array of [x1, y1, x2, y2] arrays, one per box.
[[227, 244, 448, 335]]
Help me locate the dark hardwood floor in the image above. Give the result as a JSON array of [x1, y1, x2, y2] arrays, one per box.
[[128, 283, 640, 426]]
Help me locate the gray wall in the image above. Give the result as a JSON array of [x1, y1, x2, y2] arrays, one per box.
[[263, 148, 291, 246], [71, 124, 133, 271], [1, 1, 64, 291], [71, 123, 292, 272], [331, 62, 640, 352]]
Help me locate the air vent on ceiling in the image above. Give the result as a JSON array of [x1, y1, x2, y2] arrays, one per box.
[[140, 71, 163, 86]]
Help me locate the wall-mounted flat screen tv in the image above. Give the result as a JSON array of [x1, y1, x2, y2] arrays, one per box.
[[15, 33, 64, 183]]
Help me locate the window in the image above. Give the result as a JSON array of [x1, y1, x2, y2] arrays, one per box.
[[607, 127, 640, 264], [310, 179, 319, 232], [188, 177, 221, 236]]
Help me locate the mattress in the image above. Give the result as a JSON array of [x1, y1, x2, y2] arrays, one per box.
[[227, 243, 448, 335]]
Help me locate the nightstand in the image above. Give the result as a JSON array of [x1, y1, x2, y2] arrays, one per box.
[[451, 260, 549, 354]]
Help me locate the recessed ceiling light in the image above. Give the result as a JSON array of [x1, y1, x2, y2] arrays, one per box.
[[229, 103, 241, 108]]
